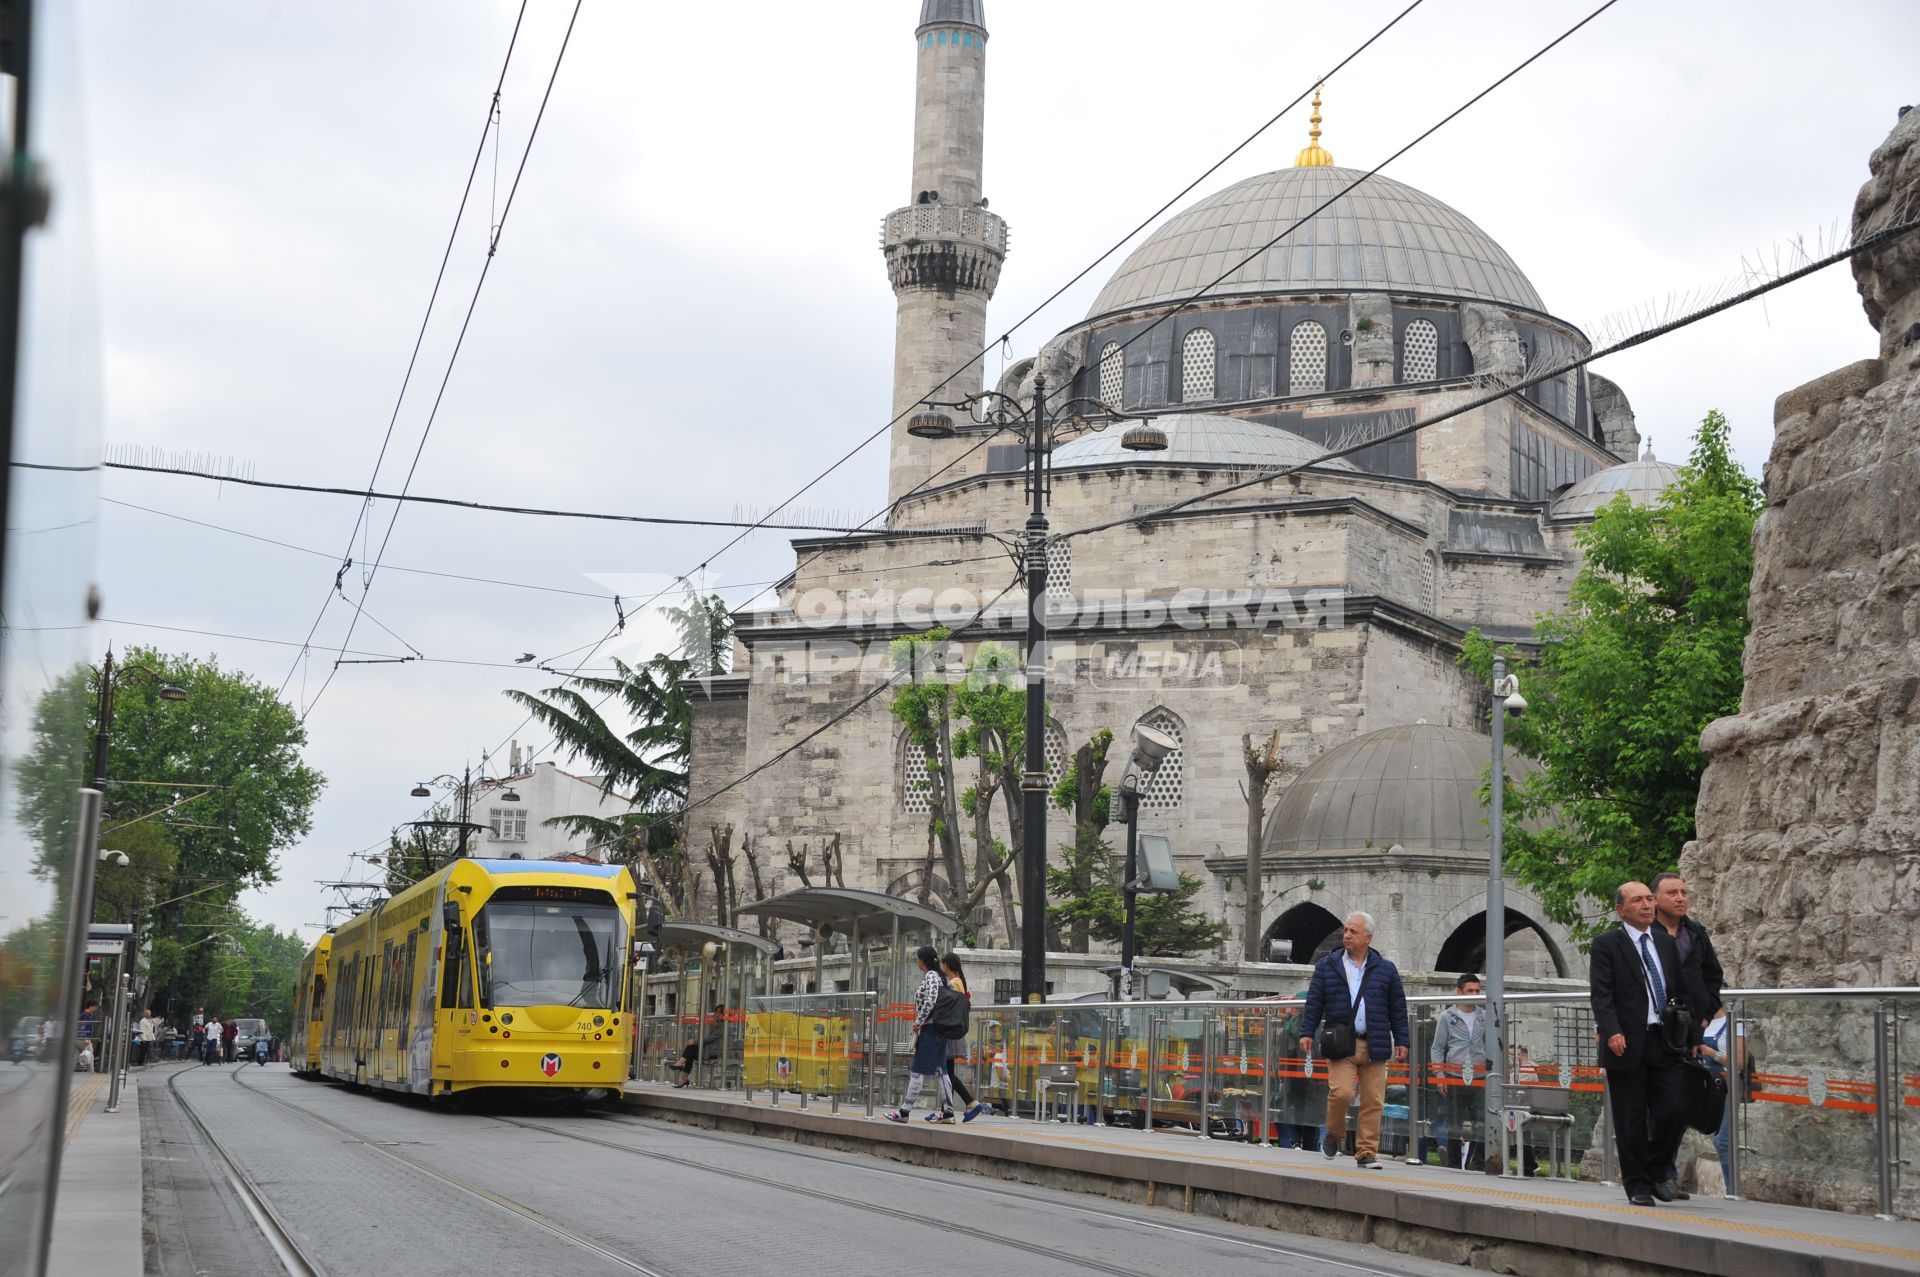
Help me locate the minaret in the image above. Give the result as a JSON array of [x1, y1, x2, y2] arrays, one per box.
[[881, 0, 1008, 509]]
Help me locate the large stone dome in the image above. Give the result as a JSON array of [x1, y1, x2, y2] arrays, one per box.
[[1263, 722, 1535, 855], [1089, 167, 1545, 318]]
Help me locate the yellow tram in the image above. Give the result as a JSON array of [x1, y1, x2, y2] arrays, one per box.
[[298, 858, 640, 1099], [288, 931, 331, 1074]]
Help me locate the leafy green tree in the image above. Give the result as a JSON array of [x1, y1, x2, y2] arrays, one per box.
[[1045, 824, 1228, 957], [1049, 729, 1114, 953], [1459, 410, 1763, 931], [383, 800, 460, 895], [503, 589, 732, 909], [17, 647, 323, 1007], [888, 629, 967, 910]]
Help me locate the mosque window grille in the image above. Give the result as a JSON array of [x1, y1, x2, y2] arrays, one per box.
[[1134, 710, 1186, 810], [1563, 371, 1580, 428], [1098, 343, 1125, 410], [1403, 319, 1439, 382], [1422, 551, 1438, 613], [1045, 537, 1072, 603], [1044, 722, 1069, 788], [901, 740, 934, 814], [1289, 321, 1328, 395], [1180, 328, 1216, 402]]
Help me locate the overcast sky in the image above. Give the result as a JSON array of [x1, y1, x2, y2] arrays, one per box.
[[51, 0, 1919, 936]]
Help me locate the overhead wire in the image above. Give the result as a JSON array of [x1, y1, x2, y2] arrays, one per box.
[[303, 1, 584, 725], [277, 1, 530, 700]]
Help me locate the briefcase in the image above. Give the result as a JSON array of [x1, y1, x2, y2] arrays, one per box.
[[1680, 1058, 1723, 1135]]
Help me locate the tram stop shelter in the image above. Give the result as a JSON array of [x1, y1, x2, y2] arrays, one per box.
[[734, 887, 957, 1104], [639, 922, 779, 1091]]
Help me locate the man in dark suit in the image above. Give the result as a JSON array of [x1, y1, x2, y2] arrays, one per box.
[[1590, 880, 1689, 1206]]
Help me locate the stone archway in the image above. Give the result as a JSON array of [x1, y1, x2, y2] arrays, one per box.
[[1434, 908, 1569, 980], [1264, 902, 1343, 965]]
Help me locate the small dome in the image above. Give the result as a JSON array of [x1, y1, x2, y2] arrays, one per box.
[[1089, 167, 1545, 318], [1263, 723, 1537, 855], [1051, 413, 1356, 471], [1550, 448, 1679, 518]]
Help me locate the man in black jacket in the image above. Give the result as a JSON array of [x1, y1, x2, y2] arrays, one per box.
[[1653, 873, 1724, 1026], [1653, 871, 1723, 1193], [1590, 880, 1689, 1206]]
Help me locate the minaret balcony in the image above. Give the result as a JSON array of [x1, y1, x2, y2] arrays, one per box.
[[880, 203, 1008, 295]]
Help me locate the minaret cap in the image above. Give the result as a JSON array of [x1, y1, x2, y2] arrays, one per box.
[[918, 0, 986, 36], [1294, 87, 1334, 168]]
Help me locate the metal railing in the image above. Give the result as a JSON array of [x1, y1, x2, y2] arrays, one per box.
[[633, 984, 1916, 1219]]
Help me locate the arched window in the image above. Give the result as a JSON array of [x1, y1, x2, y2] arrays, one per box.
[[1045, 721, 1070, 788], [1403, 318, 1438, 382], [1098, 344, 1125, 409], [901, 738, 933, 814], [1045, 536, 1072, 603], [1289, 321, 1327, 395], [1180, 328, 1216, 402], [1134, 709, 1186, 810]]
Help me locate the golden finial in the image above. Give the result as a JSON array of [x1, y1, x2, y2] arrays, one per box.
[[1294, 86, 1334, 167]]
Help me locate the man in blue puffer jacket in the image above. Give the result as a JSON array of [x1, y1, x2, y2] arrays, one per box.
[[1297, 911, 1410, 1169]]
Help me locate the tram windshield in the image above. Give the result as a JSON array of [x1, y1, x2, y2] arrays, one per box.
[[477, 888, 626, 1009]]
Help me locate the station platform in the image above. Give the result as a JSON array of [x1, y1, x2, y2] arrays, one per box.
[[622, 1080, 1920, 1277], [47, 1070, 143, 1277]]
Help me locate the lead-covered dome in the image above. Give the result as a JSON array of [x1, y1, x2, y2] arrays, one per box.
[[1263, 723, 1538, 855], [1089, 167, 1545, 318], [1549, 447, 1679, 518], [1051, 413, 1356, 471]]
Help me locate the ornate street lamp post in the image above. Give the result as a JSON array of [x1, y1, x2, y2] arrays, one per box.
[[910, 373, 1165, 1002], [410, 763, 521, 860]]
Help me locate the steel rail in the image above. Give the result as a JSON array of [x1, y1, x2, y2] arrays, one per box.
[[219, 1066, 670, 1277], [498, 1112, 1421, 1277], [164, 1065, 323, 1277]]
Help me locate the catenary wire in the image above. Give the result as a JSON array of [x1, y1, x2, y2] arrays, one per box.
[[303, 2, 583, 724], [277, 2, 530, 700], [103, 464, 913, 534]]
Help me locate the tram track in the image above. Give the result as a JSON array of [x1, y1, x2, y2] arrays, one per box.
[[164, 1065, 322, 1277], [493, 1111, 1154, 1276], [199, 1066, 672, 1277], [496, 1110, 1425, 1277], [568, 1109, 1423, 1277]]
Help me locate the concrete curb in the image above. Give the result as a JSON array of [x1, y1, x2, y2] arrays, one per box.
[[621, 1088, 1920, 1277]]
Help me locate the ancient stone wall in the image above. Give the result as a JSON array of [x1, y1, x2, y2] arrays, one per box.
[[1681, 105, 1920, 1218]]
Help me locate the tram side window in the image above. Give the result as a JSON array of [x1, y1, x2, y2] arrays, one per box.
[[398, 933, 419, 1039], [377, 941, 394, 1034], [312, 972, 326, 1013]]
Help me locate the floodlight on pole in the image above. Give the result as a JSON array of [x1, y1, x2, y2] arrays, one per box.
[[1118, 723, 1179, 1000]]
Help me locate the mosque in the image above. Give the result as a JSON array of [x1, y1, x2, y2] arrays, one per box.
[[685, 1, 1680, 981]]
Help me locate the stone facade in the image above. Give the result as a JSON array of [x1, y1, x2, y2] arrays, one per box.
[[1681, 106, 1920, 1217]]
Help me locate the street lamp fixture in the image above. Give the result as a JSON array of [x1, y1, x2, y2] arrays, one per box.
[[1121, 422, 1170, 452], [156, 682, 189, 702], [410, 783, 431, 798], [906, 409, 956, 440], [1116, 723, 1179, 1000], [408, 760, 523, 859], [922, 373, 1148, 1003]]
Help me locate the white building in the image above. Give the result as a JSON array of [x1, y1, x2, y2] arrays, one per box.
[[462, 759, 637, 863]]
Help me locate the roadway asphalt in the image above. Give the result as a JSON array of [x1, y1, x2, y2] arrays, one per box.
[[146, 1061, 1472, 1277]]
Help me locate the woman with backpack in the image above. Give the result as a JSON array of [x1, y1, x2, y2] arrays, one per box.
[[932, 953, 986, 1124], [883, 947, 955, 1123]]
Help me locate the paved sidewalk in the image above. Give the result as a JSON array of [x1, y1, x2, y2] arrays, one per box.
[[47, 1070, 142, 1277], [623, 1081, 1920, 1277]]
